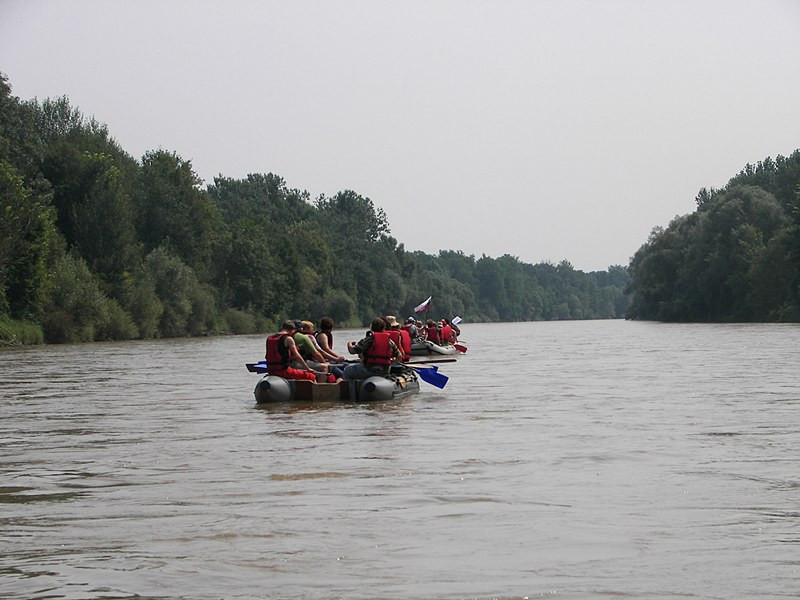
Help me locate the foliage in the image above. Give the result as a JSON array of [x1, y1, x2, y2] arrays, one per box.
[[41, 147, 139, 290], [0, 317, 44, 345], [137, 150, 225, 283], [39, 252, 112, 342], [627, 151, 800, 321], [1, 71, 632, 345], [120, 270, 162, 339], [0, 161, 56, 317], [141, 247, 216, 338], [11, 65, 794, 334], [222, 308, 258, 335]]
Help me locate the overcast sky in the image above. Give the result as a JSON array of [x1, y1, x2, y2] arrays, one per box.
[[2, 0, 799, 271]]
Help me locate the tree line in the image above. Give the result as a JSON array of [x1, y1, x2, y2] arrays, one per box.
[[0, 73, 628, 344], [626, 151, 800, 321]]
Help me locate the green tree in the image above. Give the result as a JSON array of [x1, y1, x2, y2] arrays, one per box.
[[627, 218, 694, 321], [39, 252, 113, 342], [137, 150, 226, 283], [1, 70, 646, 341], [0, 73, 47, 179], [314, 190, 392, 316], [0, 162, 56, 318], [627, 164, 799, 322], [438, 250, 479, 290], [216, 220, 279, 314], [475, 255, 506, 320], [120, 269, 163, 339], [142, 247, 217, 337], [209, 172, 315, 228], [41, 147, 139, 289]]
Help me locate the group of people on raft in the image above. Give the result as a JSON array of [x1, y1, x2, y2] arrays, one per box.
[[264, 315, 461, 384], [402, 316, 461, 346]]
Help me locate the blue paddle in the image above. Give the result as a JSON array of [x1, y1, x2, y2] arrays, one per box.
[[406, 364, 448, 389], [246, 359, 358, 374]]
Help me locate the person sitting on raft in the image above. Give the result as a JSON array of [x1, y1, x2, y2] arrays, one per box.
[[266, 320, 322, 382], [424, 319, 442, 345], [439, 319, 454, 346], [298, 320, 343, 381], [291, 320, 328, 371], [401, 316, 420, 341], [314, 317, 346, 363], [343, 317, 403, 380], [448, 317, 461, 339], [385, 315, 412, 362]]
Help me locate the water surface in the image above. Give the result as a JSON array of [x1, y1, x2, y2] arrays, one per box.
[[1, 320, 798, 599]]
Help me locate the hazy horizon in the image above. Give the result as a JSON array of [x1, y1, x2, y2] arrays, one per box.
[[2, 0, 799, 271]]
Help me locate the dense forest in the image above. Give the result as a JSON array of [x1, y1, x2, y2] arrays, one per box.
[[626, 151, 800, 321], [0, 73, 629, 345]]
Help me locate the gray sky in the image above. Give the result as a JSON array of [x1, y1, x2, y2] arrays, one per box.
[[2, 0, 799, 272]]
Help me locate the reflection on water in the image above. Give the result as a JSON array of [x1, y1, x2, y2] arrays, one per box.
[[1, 321, 798, 599]]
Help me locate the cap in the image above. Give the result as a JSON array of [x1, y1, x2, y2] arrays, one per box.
[[384, 315, 399, 327]]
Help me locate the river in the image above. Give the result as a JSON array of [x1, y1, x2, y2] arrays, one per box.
[[1, 320, 798, 599]]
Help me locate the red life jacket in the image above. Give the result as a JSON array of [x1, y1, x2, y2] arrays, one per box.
[[401, 323, 418, 341], [266, 333, 290, 371], [425, 325, 441, 344], [386, 329, 401, 348], [387, 329, 411, 361], [398, 329, 412, 360], [365, 332, 393, 367], [440, 324, 453, 345]]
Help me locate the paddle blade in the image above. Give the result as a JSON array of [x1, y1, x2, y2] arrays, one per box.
[[454, 343, 468, 353], [246, 362, 268, 373], [414, 365, 448, 389]]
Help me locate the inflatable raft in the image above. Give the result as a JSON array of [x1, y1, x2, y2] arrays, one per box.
[[253, 368, 420, 403], [409, 340, 466, 358]]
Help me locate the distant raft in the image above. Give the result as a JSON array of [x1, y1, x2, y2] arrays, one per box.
[[408, 340, 466, 359], [253, 368, 420, 404]]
